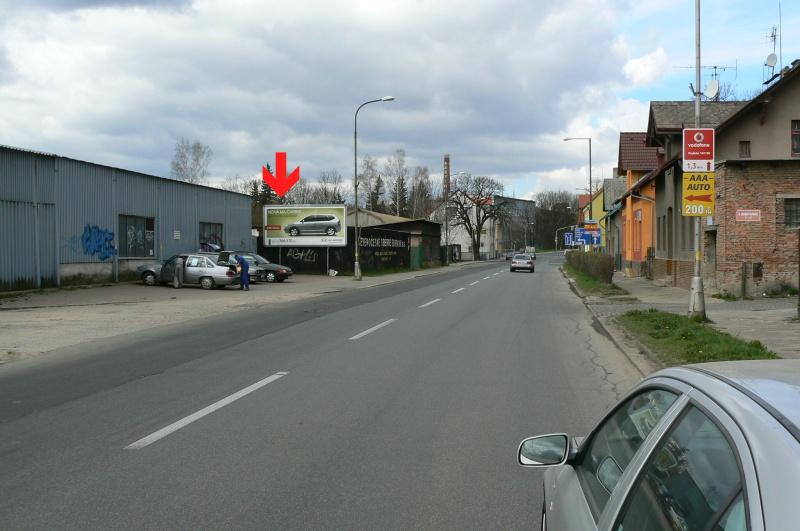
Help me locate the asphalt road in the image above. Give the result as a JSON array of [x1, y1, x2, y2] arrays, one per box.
[[0, 254, 642, 530]]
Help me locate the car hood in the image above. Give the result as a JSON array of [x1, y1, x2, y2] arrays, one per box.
[[137, 263, 163, 272]]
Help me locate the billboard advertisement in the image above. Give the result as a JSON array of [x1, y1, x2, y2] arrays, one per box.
[[264, 205, 347, 247]]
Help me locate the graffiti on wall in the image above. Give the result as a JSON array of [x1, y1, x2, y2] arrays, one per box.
[[286, 248, 319, 263], [81, 224, 117, 261]]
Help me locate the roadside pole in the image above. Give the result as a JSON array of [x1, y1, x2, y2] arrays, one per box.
[[688, 0, 707, 319], [444, 155, 450, 266]]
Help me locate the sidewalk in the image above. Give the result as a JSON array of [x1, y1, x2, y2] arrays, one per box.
[[587, 272, 800, 360], [0, 260, 489, 364]]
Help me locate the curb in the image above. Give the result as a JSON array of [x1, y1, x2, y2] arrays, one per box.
[[559, 266, 661, 377]]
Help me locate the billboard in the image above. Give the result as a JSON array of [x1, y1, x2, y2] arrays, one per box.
[[264, 205, 347, 247]]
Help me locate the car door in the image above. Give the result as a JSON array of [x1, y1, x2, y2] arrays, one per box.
[[184, 255, 204, 284], [546, 382, 689, 530], [159, 256, 177, 282], [608, 403, 756, 531]]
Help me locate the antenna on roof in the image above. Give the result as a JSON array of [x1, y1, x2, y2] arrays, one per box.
[[676, 63, 738, 101]]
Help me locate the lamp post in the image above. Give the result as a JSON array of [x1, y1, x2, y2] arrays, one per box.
[[564, 137, 593, 220], [354, 96, 394, 280], [555, 225, 575, 250]]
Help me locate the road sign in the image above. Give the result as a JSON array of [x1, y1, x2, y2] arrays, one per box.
[[682, 172, 715, 216], [682, 128, 715, 172], [564, 232, 574, 246], [736, 209, 761, 222]]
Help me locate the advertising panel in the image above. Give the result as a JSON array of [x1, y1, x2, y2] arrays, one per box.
[[681, 172, 715, 216], [682, 128, 715, 172], [264, 205, 347, 247]]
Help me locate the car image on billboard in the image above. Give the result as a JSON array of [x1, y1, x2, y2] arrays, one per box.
[[264, 205, 347, 247]]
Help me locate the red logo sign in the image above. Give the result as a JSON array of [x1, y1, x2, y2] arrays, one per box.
[[736, 209, 761, 222], [682, 128, 715, 172], [262, 152, 300, 197]]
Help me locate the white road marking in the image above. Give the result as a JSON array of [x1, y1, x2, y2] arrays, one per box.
[[349, 318, 398, 340], [125, 371, 289, 450], [451, 288, 465, 293], [483, 276, 491, 280], [493, 272, 500, 276], [469, 281, 480, 286], [418, 298, 441, 308]]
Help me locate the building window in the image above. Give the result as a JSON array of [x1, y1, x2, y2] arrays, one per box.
[[793, 121, 800, 156], [199, 222, 224, 252], [119, 215, 155, 257], [786, 198, 800, 228], [738, 140, 751, 158]]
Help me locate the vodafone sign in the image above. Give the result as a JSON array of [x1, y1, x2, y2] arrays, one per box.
[[682, 128, 715, 172]]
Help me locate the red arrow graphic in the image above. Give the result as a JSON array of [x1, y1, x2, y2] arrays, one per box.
[[262, 152, 300, 198], [686, 194, 712, 202]]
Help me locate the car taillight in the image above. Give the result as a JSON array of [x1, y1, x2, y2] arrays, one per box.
[[226, 269, 235, 276], [528, 261, 533, 265]]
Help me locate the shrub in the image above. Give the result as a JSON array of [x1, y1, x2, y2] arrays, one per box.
[[565, 251, 614, 283]]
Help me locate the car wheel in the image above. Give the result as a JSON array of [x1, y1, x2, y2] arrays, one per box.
[[289, 228, 299, 236], [326, 227, 336, 236], [200, 277, 215, 290], [266, 271, 277, 283], [142, 272, 156, 286]]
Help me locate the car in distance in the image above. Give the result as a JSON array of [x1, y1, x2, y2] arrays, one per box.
[[517, 360, 800, 530], [284, 214, 341, 236], [216, 251, 293, 283], [137, 254, 239, 289], [510, 254, 534, 273]]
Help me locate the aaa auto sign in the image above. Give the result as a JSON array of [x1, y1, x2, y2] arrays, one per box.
[[682, 128, 715, 172]]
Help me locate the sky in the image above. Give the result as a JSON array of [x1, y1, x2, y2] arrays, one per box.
[[0, 0, 796, 199]]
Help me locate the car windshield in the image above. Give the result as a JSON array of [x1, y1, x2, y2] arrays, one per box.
[[253, 255, 270, 264], [514, 255, 528, 260]]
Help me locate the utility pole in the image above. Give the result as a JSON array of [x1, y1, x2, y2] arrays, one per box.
[[443, 155, 450, 265], [688, 0, 707, 318]]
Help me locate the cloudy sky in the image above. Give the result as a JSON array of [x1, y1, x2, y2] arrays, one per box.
[[0, 0, 796, 198]]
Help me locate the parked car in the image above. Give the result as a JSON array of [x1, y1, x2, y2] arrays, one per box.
[[284, 214, 341, 236], [505, 250, 515, 260], [216, 251, 293, 283], [510, 254, 534, 273], [137, 254, 239, 289], [518, 360, 800, 530]]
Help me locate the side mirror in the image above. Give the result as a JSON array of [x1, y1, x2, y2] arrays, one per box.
[[518, 433, 569, 467]]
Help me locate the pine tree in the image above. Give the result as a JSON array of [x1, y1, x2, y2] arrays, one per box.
[[370, 176, 387, 213], [390, 175, 409, 217]]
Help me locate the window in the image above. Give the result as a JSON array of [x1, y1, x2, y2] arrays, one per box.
[[186, 256, 205, 268], [577, 389, 679, 518], [786, 198, 800, 228], [738, 141, 751, 158], [199, 222, 224, 252], [118, 215, 155, 257], [614, 406, 746, 531], [792, 120, 800, 156]]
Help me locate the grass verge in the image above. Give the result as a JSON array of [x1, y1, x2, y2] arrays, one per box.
[[564, 264, 628, 296], [617, 309, 778, 366]]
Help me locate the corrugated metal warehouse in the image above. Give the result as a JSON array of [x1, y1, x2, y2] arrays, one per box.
[[0, 144, 253, 290]]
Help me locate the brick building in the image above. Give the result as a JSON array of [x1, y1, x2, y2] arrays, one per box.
[[704, 63, 800, 296]]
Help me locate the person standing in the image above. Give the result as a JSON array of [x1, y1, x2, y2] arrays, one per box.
[[235, 254, 250, 291], [173, 255, 184, 289]]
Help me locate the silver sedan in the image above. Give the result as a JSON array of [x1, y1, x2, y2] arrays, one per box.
[[137, 254, 240, 289], [518, 360, 800, 530]]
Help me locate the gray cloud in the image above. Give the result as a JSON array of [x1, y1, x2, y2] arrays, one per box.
[[0, 1, 636, 189]]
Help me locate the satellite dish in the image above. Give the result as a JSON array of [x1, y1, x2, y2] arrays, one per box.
[[706, 79, 720, 99], [766, 53, 778, 67]]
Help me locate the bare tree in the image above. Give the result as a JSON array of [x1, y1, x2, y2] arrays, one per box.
[[359, 155, 379, 209], [384, 148, 409, 217], [408, 166, 432, 219], [449, 174, 508, 260], [315, 169, 345, 204], [534, 190, 578, 249], [219, 174, 255, 195], [170, 137, 213, 184]]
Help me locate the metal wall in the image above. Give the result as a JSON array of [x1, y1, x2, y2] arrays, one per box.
[[0, 145, 252, 290]]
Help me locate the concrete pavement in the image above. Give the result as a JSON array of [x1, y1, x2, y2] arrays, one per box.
[[582, 271, 800, 360]]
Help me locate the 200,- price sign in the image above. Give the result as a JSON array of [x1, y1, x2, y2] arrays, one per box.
[[682, 172, 715, 216]]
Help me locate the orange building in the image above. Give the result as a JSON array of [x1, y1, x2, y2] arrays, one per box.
[[616, 133, 660, 277]]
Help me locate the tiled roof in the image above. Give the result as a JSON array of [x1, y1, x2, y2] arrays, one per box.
[[578, 194, 591, 209], [618, 132, 659, 171], [603, 177, 627, 208], [650, 101, 747, 131]]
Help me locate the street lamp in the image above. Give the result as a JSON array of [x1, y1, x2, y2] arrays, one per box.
[[354, 96, 394, 280], [563, 137, 593, 220]]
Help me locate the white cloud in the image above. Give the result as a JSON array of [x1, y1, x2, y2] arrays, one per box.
[[623, 47, 668, 86]]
